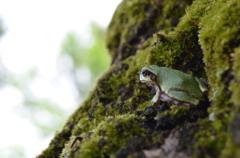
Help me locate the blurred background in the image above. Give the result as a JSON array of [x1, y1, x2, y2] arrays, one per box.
[[0, 0, 121, 157]]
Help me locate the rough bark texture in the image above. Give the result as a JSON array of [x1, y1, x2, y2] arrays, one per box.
[[38, 0, 240, 157]]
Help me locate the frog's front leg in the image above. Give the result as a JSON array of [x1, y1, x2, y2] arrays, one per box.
[[152, 90, 160, 106], [151, 85, 161, 106]]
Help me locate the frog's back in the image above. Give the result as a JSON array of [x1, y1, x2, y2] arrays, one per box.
[[157, 67, 204, 100]]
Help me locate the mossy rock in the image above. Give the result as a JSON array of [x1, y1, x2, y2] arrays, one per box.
[[38, 0, 240, 157]]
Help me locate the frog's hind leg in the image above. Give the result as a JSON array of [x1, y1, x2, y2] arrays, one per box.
[[167, 90, 199, 106]]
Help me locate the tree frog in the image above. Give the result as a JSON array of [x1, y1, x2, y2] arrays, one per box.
[[140, 65, 207, 107]]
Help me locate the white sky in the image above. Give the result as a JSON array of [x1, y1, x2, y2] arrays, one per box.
[[0, 0, 120, 74], [0, 0, 122, 157]]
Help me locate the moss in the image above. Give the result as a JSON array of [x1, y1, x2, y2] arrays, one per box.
[[61, 115, 149, 158], [39, 0, 240, 157], [147, 3, 206, 75], [106, 0, 194, 64], [191, 118, 223, 157], [196, 0, 240, 157], [199, 0, 239, 105], [230, 47, 240, 106]]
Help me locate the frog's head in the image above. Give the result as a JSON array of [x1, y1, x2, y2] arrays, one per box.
[[140, 65, 159, 86]]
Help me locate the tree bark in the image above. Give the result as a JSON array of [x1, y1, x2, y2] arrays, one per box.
[[38, 0, 240, 157]]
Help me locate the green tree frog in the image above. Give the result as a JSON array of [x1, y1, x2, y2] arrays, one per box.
[[140, 65, 207, 107]]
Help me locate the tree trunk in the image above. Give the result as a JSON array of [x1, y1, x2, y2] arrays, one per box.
[[38, 0, 240, 157]]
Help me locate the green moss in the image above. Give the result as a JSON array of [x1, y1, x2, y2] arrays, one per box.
[[221, 136, 240, 158], [61, 115, 149, 158], [192, 118, 224, 157], [230, 47, 240, 106], [155, 105, 188, 119], [196, 0, 240, 156], [106, 0, 194, 64], [39, 0, 240, 157], [148, 7, 206, 74], [199, 0, 240, 107]]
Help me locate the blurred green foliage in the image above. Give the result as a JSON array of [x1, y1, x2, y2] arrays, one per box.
[[60, 22, 111, 95], [0, 18, 4, 37], [15, 22, 111, 136], [0, 145, 26, 158], [15, 23, 110, 136], [0, 21, 110, 158], [61, 23, 110, 73], [0, 18, 6, 87], [7, 68, 67, 136]]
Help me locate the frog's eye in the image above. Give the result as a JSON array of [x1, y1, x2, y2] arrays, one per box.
[[142, 69, 150, 77], [142, 69, 156, 81]]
